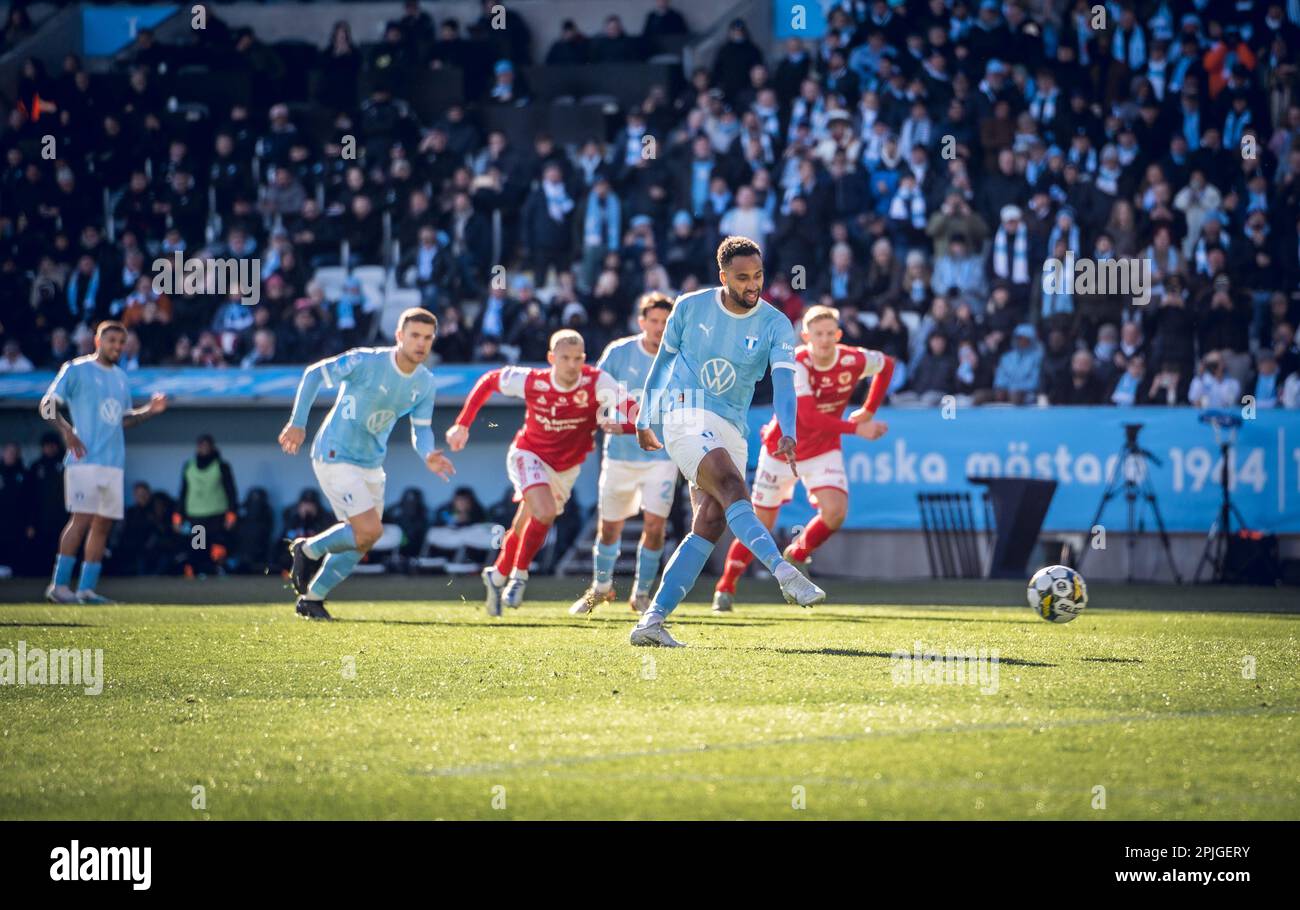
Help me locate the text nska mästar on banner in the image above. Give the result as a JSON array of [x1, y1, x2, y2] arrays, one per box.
[[745, 405, 1300, 533]]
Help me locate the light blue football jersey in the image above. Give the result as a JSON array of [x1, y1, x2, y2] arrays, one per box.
[[598, 333, 670, 463], [303, 347, 437, 469], [45, 355, 132, 469], [653, 287, 797, 435]]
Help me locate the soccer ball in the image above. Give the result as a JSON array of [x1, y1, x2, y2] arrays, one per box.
[[1026, 565, 1088, 623]]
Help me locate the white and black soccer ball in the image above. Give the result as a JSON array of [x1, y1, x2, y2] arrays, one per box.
[[1026, 565, 1088, 623]]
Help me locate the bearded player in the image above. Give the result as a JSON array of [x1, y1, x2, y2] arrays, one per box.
[[570, 292, 680, 616], [446, 329, 637, 616], [629, 236, 824, 647], [712, 305, 893, 612], [279, 307, 456, 620], [40, 321, 168, 604]]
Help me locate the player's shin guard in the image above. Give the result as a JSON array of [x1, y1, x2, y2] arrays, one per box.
[[307, 550, 363, 600], [649, 533, 714, 617], [723, 501, 783, 573], [716, 539, 755, 593], [789, 514, 835, 562], [634, 543, 663, 594], [303, 523, 357, 559], [593, 540, 619, 592], [492, 528, 520, 584], [76, 561, 101, 594], [513, 518, 551, 577], [52, 554, 76, 588]]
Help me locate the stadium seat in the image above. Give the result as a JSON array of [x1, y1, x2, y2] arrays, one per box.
[[352, 266, 387, 289], [381, 289, 423, 335], [313, 266, 348, 298], [353, 523, 403, 573], [419, 523, 500, 575]]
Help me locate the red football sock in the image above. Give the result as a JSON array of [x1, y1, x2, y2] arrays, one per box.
[[493, 528, 520, 576], [513, 517, 552, 574], [716, 538, 754, 593], [790, 515, 835, 562]]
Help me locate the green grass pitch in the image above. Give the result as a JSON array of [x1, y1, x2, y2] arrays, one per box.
[[1, 576, 1297, 820]]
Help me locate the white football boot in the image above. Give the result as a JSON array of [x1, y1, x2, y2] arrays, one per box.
[[75, 590, 116, 605], [774, 562, 826, 607], [569, 586, 615, 616], [629, 611, 685, 647], [502, 576, 527, 609], [481, 566, 504, 617], [711, 590, 734, 613], [44, 584, 78, 604]]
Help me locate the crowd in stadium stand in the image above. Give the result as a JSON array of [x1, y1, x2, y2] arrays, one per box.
[[2, 0, 1300, 409]]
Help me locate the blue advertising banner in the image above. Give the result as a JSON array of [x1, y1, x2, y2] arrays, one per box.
[[83, 6, 179, 57], [0, 364, 504, 407], [746, 406, 1300, 534]]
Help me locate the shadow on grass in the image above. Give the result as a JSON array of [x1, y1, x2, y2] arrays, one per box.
[[0, 621, 92, 628], [1080, 656, 1143, 664], [753, 646, 1056, 667], [793, 612, 1029, 626], [337, 618, 583, 630]]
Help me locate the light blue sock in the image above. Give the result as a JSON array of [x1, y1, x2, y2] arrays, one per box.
[[649, 533, 714, 617], [303, 523, 356, 559], [593, 540, 620, 589], [306, 550, 363, 600], [52, 554, 76, 588], [724, 501, 783, 573], [635, 544, 663, 594], [77, 561, 101, 593]]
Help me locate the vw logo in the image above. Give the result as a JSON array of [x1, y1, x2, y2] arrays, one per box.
[[699, 358, 737, 394], [365, 410, 396, 434], [98, 399, 123, 426]]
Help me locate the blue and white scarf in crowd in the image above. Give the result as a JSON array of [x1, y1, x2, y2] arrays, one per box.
[[542, 179, 574, 223], [1194, 232, 1229, 275], [993, 222, 1030, 284], [889, 184, 927, 229], [68, 268, 99, 319]]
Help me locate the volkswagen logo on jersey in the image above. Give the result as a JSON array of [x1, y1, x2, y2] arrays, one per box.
[[98, 399, 123, 426], [700, 358, 737, 394], [365, 410, 397, 434]]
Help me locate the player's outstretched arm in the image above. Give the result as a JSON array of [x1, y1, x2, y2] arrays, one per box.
[[409, 386, 454, 480], [772, 366, 799, 473], [123, 392, 168, 428], [848, 354, 895, 440], [635, 345, 677, 451], [278, 356, 351, 454], [446, 368, 503, 451]]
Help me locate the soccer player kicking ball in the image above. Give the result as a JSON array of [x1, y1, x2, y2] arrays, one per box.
[[279, 308, 455, 620], [570, 292, 681, 616], [41, 321, 168, 604], [629, 236, 825, 648], [712, 305, 894, 612], [446, 329, 637, 616]]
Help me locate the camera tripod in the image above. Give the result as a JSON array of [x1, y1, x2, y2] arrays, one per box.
[[1194, 411, 1249, 583], [1078, 424, 1182, 584]]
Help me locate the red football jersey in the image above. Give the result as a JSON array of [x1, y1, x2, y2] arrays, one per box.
[[761, 344, 886, 460], [498, 364, 621, 472]]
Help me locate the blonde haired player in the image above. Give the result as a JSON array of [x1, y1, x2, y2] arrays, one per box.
[[447, 329, 638, 615], [571, 293, 680, 615], [712, 304, 894, 611]]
